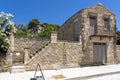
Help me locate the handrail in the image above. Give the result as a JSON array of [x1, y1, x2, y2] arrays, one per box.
[[25, 43, 51, 65], [29, 40, 50, 58]]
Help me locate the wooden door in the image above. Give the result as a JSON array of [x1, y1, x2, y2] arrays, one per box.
[[93, 43, 106, 64]]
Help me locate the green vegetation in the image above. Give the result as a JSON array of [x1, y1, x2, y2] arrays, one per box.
[[27, 19, 40, 29], [0, 12, 16, 52], [38, 23, 59, 38], [15, 19, 60, 38], [117, 31, 120, 45]]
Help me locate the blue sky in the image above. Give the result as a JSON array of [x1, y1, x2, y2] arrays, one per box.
[[0, 0, 120, 30]]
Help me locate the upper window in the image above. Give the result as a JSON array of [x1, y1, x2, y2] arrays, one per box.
[[104, 18, 110, 31], [73, 18, 79, 40], [74, 18, 78, 31], [90, 17, 97, 27]]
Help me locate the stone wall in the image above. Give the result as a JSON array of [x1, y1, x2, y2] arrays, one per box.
[[25, 41, 82, 70], [57, 3, 116, 66], [12, 51, 24, 65], [58, 4, 116, 41], [13, 37, 50, 66], [90, 37, 115, 64], [57, 10, 83, 41], [14, 37, 48, 51], [116, 45, 120, 63]]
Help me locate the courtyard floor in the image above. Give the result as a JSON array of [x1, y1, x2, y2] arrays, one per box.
[[1, 64, 120, 80]]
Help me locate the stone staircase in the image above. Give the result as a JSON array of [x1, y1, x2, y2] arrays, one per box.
[[29, 40, 50, 59], [25, 42, 52, 67], [10, 40, 50, 73], [11, 66, 25, 73]]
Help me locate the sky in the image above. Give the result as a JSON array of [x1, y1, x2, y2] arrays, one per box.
[[0, 0, 120, 30]]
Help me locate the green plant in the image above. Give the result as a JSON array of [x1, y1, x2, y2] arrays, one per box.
[[0, 12, 16, 52], [117, 31, 120, 45]]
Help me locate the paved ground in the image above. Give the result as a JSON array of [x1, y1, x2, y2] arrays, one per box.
[[1, 64, 120, 80]]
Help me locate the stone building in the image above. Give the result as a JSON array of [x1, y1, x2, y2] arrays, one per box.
[[57, 3, 116, 65], [28, 25, 43, 33], [0, 3, 119, 72]]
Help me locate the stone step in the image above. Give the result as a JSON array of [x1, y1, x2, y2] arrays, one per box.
[[30, 42, 50, 59], [11, 66, 25, 73]]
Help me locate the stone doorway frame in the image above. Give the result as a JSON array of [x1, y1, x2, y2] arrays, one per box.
[[12, 51, 24, 66]]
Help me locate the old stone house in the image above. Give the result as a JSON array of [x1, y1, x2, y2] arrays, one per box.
[[58, 3, 116, 65], [28, 25, 43, 33], [0, 3, 120, 72]]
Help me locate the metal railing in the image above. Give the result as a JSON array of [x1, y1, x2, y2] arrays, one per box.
[[90, 28, 115, 36]]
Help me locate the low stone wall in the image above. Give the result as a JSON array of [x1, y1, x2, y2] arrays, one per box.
[[14, 37, 49, 51], [14, 37, 37, 51], [13, 37, 50, 65], [25, 41, 82, 70]]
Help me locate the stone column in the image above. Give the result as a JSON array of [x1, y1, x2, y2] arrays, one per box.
[[6, 34, 14, 67], [9, 34, 14, 52], [51, 31, 57, 43], [6, 50, 13, 67], [24, 48, 29, 64], [107, 38, 114, 64]]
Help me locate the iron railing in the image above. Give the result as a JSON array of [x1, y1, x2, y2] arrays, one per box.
[[90, 28, 115, 36]]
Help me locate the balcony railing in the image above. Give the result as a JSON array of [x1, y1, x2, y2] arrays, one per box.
[[90, 27, 115, 37]]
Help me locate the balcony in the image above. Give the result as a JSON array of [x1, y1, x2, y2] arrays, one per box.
[[90, 27, 115, 37]]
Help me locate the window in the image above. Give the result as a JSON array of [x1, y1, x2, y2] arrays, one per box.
[[73, 18, 79, 40], [62, 30, 65, 40], [89, 16, 97, 35], [104, 18, 110, 30], [90, 17, 97, 27]]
